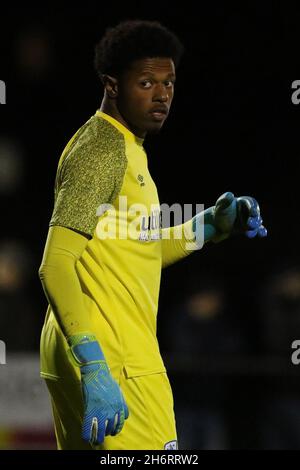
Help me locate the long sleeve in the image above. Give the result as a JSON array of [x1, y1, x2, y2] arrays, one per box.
[[38, 225, 91, 338], [161, 218, 201, 268]]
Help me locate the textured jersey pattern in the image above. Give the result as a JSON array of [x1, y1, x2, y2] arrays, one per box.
[[50, 115, 127, 236]]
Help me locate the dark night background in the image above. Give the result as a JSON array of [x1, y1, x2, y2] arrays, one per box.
[[1, 2, 300, 450]]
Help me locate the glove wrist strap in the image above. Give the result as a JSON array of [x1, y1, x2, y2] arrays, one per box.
[[67, 332, 106, 367]]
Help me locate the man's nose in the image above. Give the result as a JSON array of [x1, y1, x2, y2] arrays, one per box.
[[153, 84, 169, 102]]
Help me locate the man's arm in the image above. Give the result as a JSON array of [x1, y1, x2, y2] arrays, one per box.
[[39, 121, 129, 445], [161, 219, 197, 269], [161, 192, 267, 268], [39, 225, 91, 337]]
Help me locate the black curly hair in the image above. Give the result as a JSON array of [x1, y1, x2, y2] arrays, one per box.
[[94, 20, 184, 80]]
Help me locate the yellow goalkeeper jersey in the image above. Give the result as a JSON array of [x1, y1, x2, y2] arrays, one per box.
[[41, 111, 170, 380]]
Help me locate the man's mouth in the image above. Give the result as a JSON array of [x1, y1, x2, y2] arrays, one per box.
[[149, 107, 168, 121]]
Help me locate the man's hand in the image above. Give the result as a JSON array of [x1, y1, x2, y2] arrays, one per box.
[[68, 333, 129, 446], [194, 191, 267, 243]]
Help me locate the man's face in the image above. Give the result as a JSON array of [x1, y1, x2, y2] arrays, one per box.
[[117, 57, 176, 138]]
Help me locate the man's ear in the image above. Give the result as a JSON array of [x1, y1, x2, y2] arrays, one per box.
[[101, 74, 118, 98]]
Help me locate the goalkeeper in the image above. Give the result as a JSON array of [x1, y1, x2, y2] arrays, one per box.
[[39, 20, 267, 450]]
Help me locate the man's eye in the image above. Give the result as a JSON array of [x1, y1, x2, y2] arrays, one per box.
[[140, 81, 152, 88], [165, 81, 175, 87]]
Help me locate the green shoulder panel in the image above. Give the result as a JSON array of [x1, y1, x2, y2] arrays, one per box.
[[50, 115, 127, 237]]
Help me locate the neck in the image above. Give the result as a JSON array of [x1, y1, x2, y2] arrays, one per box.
[[100, 98, 146, 139]]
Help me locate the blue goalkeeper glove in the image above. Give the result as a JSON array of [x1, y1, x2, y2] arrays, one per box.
[[193, 191, 268, 243], [68, 333, 129, 446]]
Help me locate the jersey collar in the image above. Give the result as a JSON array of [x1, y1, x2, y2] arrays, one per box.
[[96, 111, 144, 146]]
